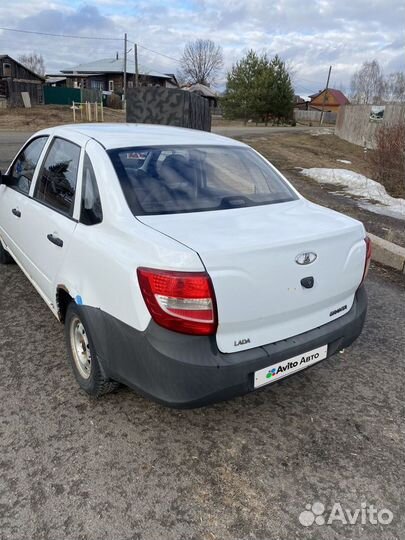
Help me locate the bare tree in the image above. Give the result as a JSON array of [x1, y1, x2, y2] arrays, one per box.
[[350, 60, 385, 104], [18, 53, 45, 77], [179, 39, 223, 87], [386, 71, 405, 103]]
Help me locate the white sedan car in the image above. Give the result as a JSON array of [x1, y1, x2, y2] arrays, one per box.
[[0, 124, 370, 407]]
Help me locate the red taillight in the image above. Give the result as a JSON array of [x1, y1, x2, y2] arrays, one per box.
[[360, 236, 372, 286], [137, 267, 218, 335]]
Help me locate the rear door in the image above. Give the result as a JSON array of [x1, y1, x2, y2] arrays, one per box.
[[18, 137, 81, 303], [0, 136, 48, 263]]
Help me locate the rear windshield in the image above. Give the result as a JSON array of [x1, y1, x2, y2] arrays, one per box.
[[108, 145, 297, 215]]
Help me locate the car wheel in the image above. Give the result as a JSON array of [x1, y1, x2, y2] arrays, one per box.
[[0, 242, 15, 264], [65, 302, 119, 396]]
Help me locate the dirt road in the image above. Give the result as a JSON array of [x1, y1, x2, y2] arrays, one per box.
[[1, 261, 404, 540]]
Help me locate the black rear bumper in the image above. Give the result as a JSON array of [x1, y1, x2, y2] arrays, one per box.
[[83, 286, 367, 408]]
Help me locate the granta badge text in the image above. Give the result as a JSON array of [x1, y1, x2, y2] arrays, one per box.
[[330, 304, 347, 317]]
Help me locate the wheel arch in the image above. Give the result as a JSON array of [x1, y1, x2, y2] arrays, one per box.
[[56, 285, 74, 323]]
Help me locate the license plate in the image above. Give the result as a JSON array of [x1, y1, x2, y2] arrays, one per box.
[[254, 344, 328, 389]]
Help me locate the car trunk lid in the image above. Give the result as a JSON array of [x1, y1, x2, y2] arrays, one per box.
[[138, 199, 366, 353]]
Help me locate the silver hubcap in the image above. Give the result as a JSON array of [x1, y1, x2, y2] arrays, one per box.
[[70, 316, 92, 379]]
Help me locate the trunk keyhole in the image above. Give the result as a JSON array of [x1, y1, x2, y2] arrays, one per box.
[[301, 277, 314, 289]]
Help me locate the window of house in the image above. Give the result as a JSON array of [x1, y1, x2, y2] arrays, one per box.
[[108, 80, 114, 91], [34, 138, 81, 217], [9, 136, 48, 195], [91, 80, 104, 90], [2, 63, 12, 77], [80, 153, 103, 225]]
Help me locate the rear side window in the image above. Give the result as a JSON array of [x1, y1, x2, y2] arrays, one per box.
[[9, 136, 48, 195], [34, 137, 80, 216], [80, 153, 103, 225], [108, 145, 297, 216]]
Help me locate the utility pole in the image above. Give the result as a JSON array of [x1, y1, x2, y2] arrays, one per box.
[[123, 32, 127, 105], [320, 65, 332, 125], [134, 43, 139, 88]]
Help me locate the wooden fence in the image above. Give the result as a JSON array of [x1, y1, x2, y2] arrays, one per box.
[[126, 87, 211, 131], [294, 109, 337, 124], [336, 104, 405, 148]]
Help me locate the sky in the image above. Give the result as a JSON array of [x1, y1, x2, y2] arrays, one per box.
[[0, 0, 404, 96]]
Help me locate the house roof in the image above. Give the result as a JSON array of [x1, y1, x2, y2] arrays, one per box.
[[309, 88, 350, 105], [60, 57, 172, 79], [164, 73, 178, 85], [0, 54, 45, 81], [183, 83, 218, 99], [45, 76, 67, 84]]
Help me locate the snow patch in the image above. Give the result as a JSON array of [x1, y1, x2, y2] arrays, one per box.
[[300, 168, 405, 220], [337, 159, 352, 164]]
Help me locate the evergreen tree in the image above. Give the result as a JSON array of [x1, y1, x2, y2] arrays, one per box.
[[223, 50, 269, 123], [222, 51, 294, 123], [267, 55, 294, 122]]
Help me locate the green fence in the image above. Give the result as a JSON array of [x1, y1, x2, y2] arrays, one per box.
[[43, 86, 80, 105], [43, 87, 104, 105]]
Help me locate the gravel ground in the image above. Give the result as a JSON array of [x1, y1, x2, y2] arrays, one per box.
[[0, 261, 404, 540]]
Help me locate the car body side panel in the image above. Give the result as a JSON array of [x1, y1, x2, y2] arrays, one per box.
[[18, 198, 78, 304], [0, 134, 53, 272], [54, 139, 204, 332], [0, 186, 28, 264]]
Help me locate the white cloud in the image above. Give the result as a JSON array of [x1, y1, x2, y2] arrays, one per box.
[[0, 0, 403, 92]]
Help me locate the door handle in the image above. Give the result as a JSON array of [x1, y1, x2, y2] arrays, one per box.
[[47, 234, 63, 248], [12, 208, 21, 218]]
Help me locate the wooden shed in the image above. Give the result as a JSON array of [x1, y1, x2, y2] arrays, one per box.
[[0, 55, 45, 107], [182, 83, 219, 109]]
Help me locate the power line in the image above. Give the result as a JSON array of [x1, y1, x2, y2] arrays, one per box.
[[134, 42, 181, 64], [0, 26, 183, 64], [0, 26, 122, 41]]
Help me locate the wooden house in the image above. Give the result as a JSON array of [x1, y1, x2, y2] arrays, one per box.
[[59, 56, 178, 93], [0, 55, 44, 107], [309, 89, 350, 112]]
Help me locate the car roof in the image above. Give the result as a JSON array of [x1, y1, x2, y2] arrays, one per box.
[[38, 123, 246, 150]]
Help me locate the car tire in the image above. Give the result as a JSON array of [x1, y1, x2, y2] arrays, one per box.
[[0, 242, 15, 264], [65, 302, 119, 396]]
